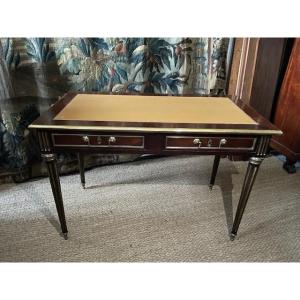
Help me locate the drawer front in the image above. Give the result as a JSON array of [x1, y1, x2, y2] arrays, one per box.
[[52, 134, 144, 148], [165, 136, 256, 150]]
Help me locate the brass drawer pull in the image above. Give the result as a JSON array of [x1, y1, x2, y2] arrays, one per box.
[[193, 138, 202, 147], [109, 136, 116, 144], [82, 135, 89, 143], [219, 138, 227, 147]]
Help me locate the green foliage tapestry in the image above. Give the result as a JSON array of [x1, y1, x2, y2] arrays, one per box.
[[0, 38, 230, 180]]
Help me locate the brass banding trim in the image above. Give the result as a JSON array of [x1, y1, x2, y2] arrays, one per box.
[[259, 137, 266, 155], [260, 137, 267, 155], [51, 133, 145, 149], [29, 124, 283, 136], [37, 132, 44, 151], [249, 157, 264, 165], [43, 132, 51, 151], [256, 137, 263, 155], [262, 137, 270, 154], [41, 132, 48, 151], [256, 136, 270, 156], [165, 136, 257, 151], [41, 153, 56, 162]]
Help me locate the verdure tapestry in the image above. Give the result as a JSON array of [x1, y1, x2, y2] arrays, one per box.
[[0, 38, 230, 181]]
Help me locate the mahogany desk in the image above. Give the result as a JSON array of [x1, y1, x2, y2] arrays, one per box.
[[29, 93, 282, 240]]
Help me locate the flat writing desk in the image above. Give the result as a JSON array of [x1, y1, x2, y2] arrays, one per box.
[[29, 93, 282, 240]]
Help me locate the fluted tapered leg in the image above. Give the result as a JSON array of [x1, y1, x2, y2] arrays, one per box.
[[209, 155, 220, 190], [42, 154, 68, 240], [77, 153, 85, 188], [230, 157, 263, 240]]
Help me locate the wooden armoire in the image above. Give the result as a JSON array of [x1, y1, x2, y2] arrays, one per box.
[[228, 38, 299, 171], [271, 38, 300, 173]]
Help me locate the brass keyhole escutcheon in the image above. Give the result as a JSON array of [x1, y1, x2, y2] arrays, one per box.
[[97, 136, 102, 144]]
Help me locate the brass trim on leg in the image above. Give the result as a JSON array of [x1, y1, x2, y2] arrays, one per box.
[[41, 153, 56, 162], [43, 153, 68, 239], [77, 153, 86, 189], [249, 157, 263, 166], [209, 155, 221, 190], [230, 156, 263, 240]]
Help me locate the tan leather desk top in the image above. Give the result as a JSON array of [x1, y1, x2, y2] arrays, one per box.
[[54, 94, 257, 125]]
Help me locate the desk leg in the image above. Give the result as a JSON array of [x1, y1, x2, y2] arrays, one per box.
[[77, 153, 85, 188], [209, 155, 220, 190], [230, 157, 263, 241], [42, 154, 68, 240]]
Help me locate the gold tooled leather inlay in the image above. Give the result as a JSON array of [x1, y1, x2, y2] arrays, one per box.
[[54, 94, 257, 125]]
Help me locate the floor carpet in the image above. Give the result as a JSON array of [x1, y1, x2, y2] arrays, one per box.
[[0, 155, 299, 262]]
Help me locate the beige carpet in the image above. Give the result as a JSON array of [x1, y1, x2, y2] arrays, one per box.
[[0, 155, 299, 262]]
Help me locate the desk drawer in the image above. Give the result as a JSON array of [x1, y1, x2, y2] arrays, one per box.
[[52, 134, 144, 148], [165, 136, 256, 150]]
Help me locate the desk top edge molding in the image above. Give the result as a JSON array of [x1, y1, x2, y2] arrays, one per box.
[[29, 92, 283, 136]]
